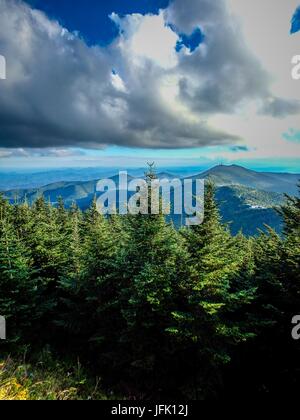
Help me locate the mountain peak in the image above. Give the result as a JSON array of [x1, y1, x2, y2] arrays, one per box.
[[210, 164, 252, 171], [185, 164, 299, 195]]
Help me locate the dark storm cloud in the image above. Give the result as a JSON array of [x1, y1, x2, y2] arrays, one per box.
[[0, 0, 242, 149], [0, 147, 85, 158], [229, 145, 250, 152], [166, 0, 295, 116], [0, 0, 298, 151], [260, 97, 300, 118]]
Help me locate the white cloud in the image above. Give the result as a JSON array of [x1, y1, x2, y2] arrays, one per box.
[[111, 11, 178, 69], [228, 0, 300, 100], [0, 0, 299, 160], [111, 71, 127, 92], [211, 0, 300, 160], [0, 147, 85, 159]]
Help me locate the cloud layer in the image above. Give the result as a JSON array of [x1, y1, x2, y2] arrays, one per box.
[[0, 0, 299, 151]]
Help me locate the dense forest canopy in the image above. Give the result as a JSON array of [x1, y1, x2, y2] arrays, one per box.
[[0, 174, 299, 399]]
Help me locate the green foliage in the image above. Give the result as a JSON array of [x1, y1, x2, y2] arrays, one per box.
[[0, 179, 299, 400], [224, 186, 300, 398], [0, 198, 37, 344], [0, 353, 111, 400], [172, 183, 255, 398]]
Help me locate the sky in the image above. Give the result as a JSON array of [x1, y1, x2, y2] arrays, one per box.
[[0, 0, 299, 172]]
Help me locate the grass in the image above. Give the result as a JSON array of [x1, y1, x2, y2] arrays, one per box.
[[0, 351, 113, 400]]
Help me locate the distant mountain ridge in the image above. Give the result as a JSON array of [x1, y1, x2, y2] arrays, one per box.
[[188, 164, 299, 195], [4, 164, 298, 201], [2, 165, 299, 236], [1, 164, 299, 193]]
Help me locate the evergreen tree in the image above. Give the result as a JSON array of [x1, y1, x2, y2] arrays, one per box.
[[12, 199, 32, 244], [0, 177, 298, 400], [0, 208, 36, 345], [113, 168, 190, 397], [172, 182, 254, 398], [25, 196, 68, 345], [60, 202, 83, 287], [227, 228, 284, 398], [238, 185, 300, 398], [276, 186, 300, 395], [278, 186, 300, 309], [66, 197, 123, 365]]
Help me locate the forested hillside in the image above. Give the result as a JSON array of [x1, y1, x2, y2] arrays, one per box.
[[0, 176, 299, 400], [3, 164, 295, 236]]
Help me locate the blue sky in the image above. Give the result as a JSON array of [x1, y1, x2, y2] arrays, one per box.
[[27, 0, 171, 45], [0, 0, 299, 172], [23, 0, 300, 47], [291, 6, 300, 33]]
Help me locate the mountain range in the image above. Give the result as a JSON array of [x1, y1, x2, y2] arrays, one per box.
[[189, 164, 299, 195], [2, 165, 299, 236]]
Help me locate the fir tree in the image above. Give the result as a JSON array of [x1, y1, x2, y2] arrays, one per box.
[[67, 197, 123, 364], [0, 209, 36, 345], [114, 167, 190, 397], [173, 182, 254, 398]]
